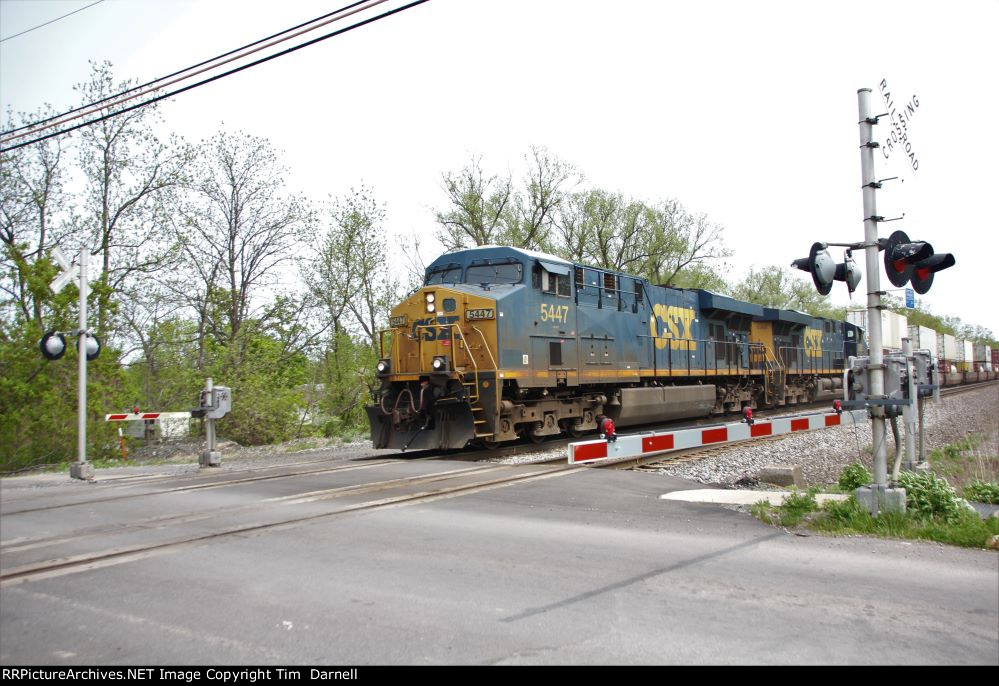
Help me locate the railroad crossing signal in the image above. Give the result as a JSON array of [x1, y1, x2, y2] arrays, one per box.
[[791, 242, 861, 295], [883, 230, 955, 294], [49, 246, 78, 294]]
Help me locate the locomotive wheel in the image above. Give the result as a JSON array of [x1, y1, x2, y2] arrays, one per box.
[[527, 431, 546, 444], [568, 425, 585, 439]]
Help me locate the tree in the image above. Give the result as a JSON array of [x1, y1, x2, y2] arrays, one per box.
[[638, 200, 731, 286], [434, 146, 578, 252], [505, 146, 579, 251], [74, 61, 188, 336], [1, 107, 71, 330], [435, 156, 512, 251], [730, 265, 845, 319], [306, 186, 399, 431], [177, 130, 311, 364]]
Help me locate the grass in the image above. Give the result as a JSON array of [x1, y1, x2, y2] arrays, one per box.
[[751, 456, 999, 549], [928, 434, 999, 497], [752, 494, 999, 549]]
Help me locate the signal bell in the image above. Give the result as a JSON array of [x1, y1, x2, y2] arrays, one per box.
[[792, 242, 860, 295], [884, 230, 955, 294]]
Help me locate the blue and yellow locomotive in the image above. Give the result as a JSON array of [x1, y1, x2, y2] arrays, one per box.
[[366, 246, 863, 450]]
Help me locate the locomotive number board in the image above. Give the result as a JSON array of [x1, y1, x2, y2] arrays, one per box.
[[466, 308, 495, 321]]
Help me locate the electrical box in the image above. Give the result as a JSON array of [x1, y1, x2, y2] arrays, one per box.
[[199, 386, 232, 419]]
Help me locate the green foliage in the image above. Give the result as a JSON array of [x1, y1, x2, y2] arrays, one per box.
[[730, 265, 845, 319], [0, 321, 132, 472], [838, 462, 872, 491], [811, 496, 999, 549], [750, 489, 818, 527], [963, 481, 999, 504], [895, 471, 966, 523]]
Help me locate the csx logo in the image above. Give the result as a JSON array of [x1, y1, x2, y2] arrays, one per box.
[[804, 327, 823, 358], [649, 304, 697, 351], [412, 316, 460, 341]]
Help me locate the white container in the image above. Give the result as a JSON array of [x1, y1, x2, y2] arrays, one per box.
[[847, 310, 907, 350], [958, 340, 973, 361], [936, 333, 958, 361], [907, 325, 938, 358]]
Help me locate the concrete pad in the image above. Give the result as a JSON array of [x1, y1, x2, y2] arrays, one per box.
[[660, 489, 850, 506]]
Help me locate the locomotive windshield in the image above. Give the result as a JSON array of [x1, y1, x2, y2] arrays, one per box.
[[425, 264, 462, 285], [465, 260, 522, 284]]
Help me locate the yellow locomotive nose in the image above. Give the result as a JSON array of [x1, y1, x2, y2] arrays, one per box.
[[379, 287, 498, 378]]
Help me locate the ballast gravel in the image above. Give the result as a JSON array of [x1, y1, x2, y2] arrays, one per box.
[[654, 385, 999, 488]]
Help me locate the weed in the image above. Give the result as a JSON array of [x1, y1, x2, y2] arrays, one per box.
[[963, 480, 999, 504], [838, 462, 872, 491]]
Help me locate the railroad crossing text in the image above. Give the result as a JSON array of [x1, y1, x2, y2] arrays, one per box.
[[879, 78, 920, 172]]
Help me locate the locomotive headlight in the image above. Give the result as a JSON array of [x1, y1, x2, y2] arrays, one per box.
[[427, 303, 436, 313], [431, 356, 448, 373], [376, 359, 390, 375], [425, 293, 435, 303], [425, 292, 436, 313]]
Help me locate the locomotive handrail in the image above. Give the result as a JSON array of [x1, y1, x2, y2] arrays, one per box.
[[777, 346, 847, 375], [635, 336, 768, 376]]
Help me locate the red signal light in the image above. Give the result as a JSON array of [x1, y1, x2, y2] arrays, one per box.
[[599, 416, 617, 442], [743, 406, 754, 425]]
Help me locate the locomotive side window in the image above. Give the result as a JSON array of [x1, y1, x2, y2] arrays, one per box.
[[540, 267, 571, 297]]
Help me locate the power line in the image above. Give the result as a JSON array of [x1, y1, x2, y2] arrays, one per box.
[[2, 0, 394, 142], [0, 0, 106, 44], [2, 0, 380, 137]]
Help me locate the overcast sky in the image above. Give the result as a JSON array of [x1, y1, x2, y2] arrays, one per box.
[[2, 0, 997, 335]]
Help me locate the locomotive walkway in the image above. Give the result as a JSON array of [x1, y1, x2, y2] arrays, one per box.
[[1, 454, 996, 665]]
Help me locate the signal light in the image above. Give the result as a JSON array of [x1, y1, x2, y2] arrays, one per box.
[[40, 331, 67, 361], [742, 406, 754, 425], [84, 334, 101, 361], [598, 416, 617, 442], [792, 243, 860, 295], [883, 230, 955, 294]]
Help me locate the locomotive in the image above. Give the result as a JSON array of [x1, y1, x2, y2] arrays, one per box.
[[366, 245, 865, 451]]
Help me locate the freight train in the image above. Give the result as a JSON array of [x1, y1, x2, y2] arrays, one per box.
[[366, 246, 874, 451]]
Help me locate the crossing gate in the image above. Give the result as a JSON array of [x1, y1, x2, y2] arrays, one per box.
[[567, 408, 868, 464], [105, 412, 193, 439]]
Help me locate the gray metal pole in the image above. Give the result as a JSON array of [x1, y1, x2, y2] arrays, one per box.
[[71, 248, 93, 480], [858, 89, 887, 487], [855, 89, 904, 514], [902, 338, 917, 470]]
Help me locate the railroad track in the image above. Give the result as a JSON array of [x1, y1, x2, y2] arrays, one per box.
[[5, 382, 992, 585], [0, 460, 589, 586]]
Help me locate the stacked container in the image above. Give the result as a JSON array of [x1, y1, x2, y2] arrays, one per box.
[[907, 325, 938, 358]]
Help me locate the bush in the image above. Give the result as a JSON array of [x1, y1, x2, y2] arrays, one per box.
[[963, 480, 999, 505], [895, 470, 967, 522], [838, 462, 872, 491]]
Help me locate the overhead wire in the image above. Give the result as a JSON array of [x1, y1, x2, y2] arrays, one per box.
[[1, 0, 428, 152], [2, 0, 376, 137], [0, 0, 106, 44], [1, 0, 391, 143]]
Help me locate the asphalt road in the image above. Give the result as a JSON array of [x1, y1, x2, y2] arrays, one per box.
[[1, 457, 996, 665]]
